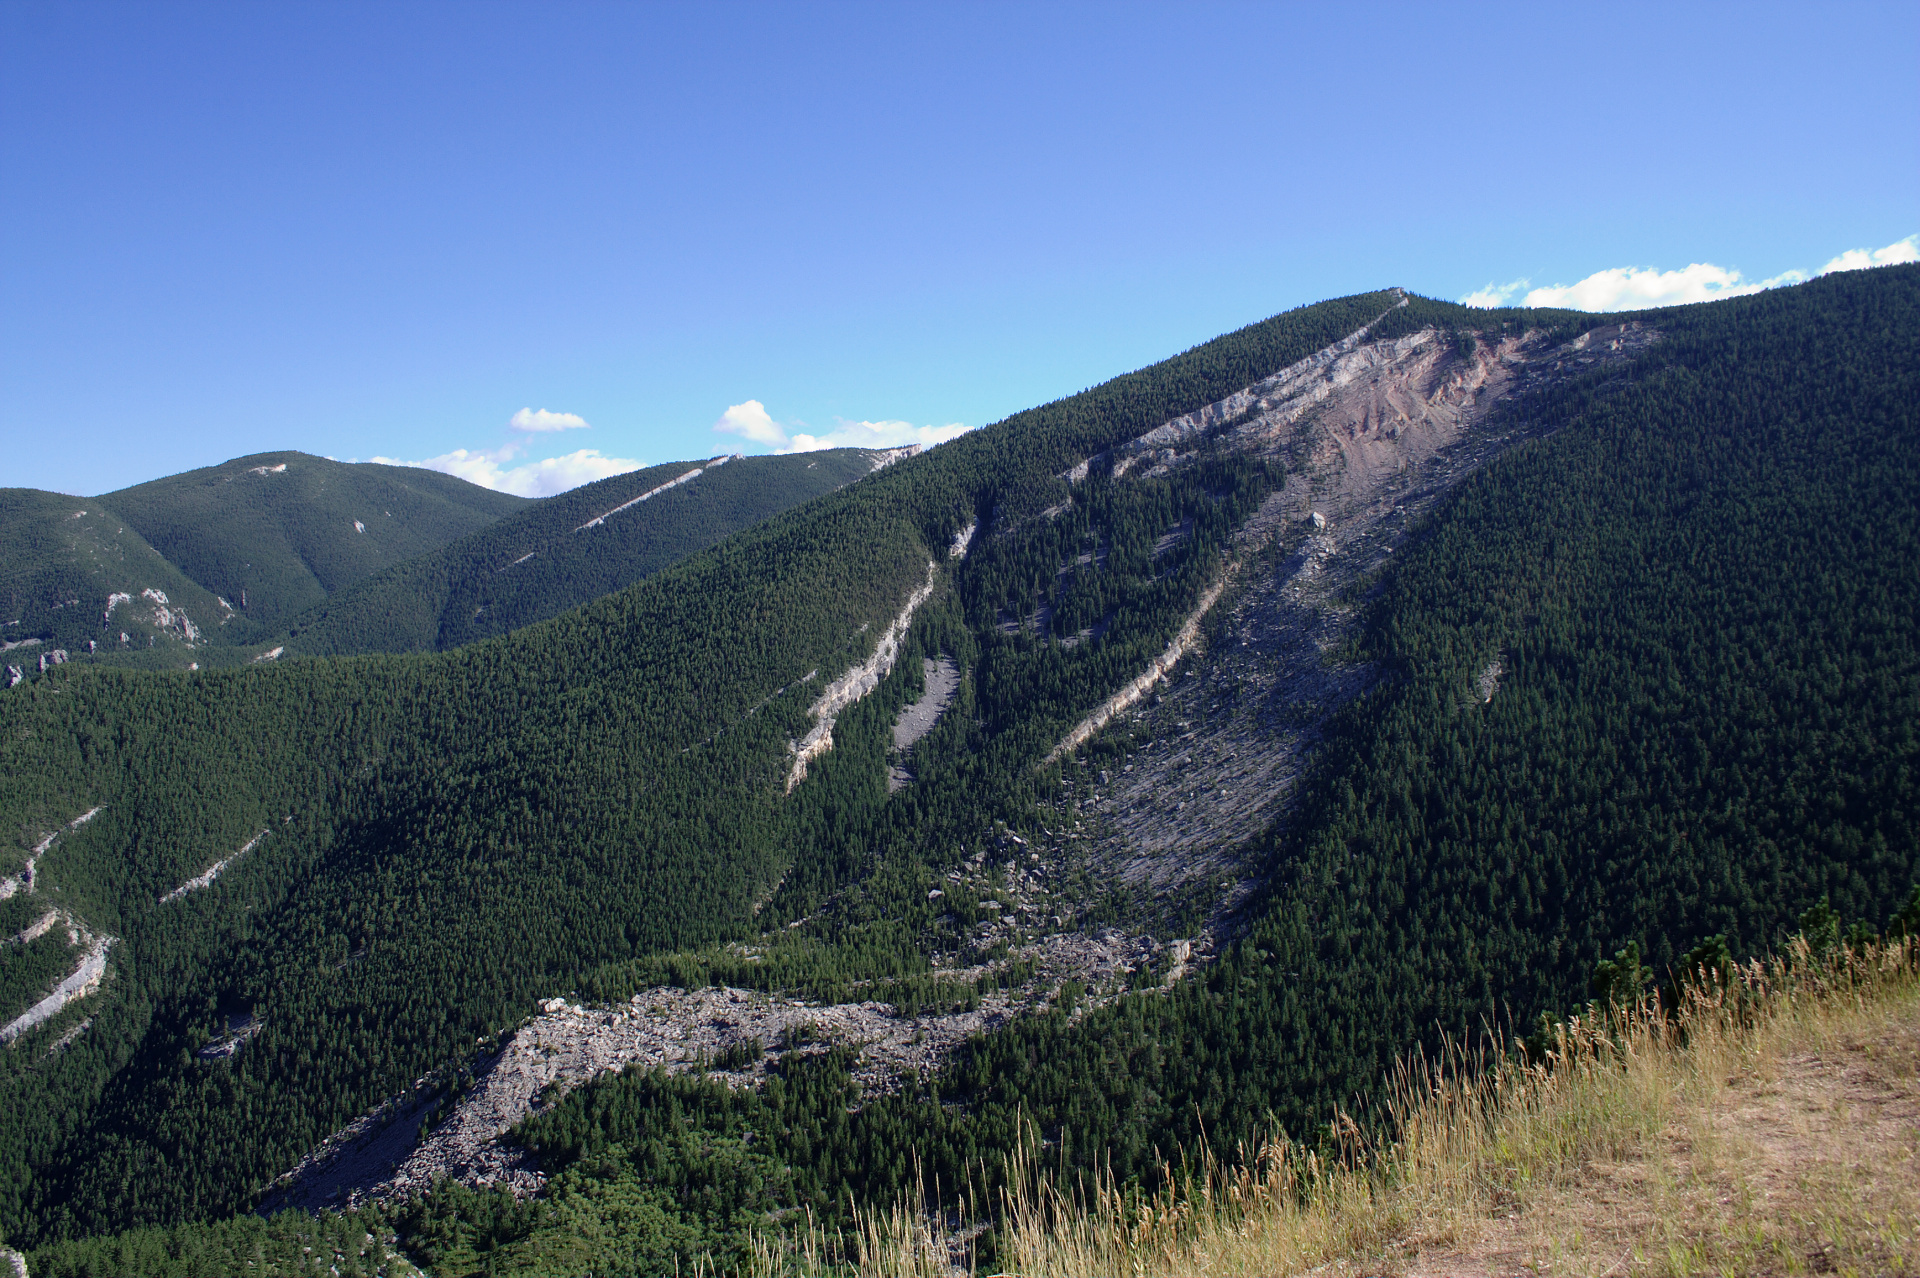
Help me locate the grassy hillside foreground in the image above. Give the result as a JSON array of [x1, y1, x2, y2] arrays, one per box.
[[856, 933, 1920, 1278], [26, 927, 1916, 1276]]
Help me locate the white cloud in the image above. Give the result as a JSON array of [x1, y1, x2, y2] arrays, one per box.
[[713, 400, 972, 454], [1817, 234, 1919, 275], [374, 443, 642, 497], [1460, 279, 1530, 309], [712, 400, 790, 447], [786, 419, 974, 453], [1518, 262, 1807, 312], [369, 404, 633, 496], [1465, 235, 1916, 313], [508, 407, 590, 432]]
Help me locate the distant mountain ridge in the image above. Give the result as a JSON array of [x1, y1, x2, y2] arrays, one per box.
[[0, 488, 236, 662], [1, 447, 892, 669], [99, 451, 530, 626], [4, 452, 528, 669], [277, 446, 892, 656]]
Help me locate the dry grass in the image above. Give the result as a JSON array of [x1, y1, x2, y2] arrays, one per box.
[[795, 938, 1920, 1278]]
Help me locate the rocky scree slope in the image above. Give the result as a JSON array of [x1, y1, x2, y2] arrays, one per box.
[[1053, 321, 1660, 933], [259, 313, 1659, 1208]]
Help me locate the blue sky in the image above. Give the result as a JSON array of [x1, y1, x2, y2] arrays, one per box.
[[4, 1, 1915, 497]]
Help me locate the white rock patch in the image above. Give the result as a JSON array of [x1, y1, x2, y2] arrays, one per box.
[[161, 830, 267, 903], [574, 466, 707, 532], [1, 932, 113, 1044], [787, 560, 938, 791]]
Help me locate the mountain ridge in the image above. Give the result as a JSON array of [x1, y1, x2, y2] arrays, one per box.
[[99, 450, 530, 626], [2, 272, 1914, 1275]]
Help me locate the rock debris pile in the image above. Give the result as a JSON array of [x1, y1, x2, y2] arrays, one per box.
[[272, 917, 1169, 1212]]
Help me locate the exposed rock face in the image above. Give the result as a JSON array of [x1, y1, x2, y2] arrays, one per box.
[[788, 560, 939, 790], [139, 589, 200, 643], [7, 910, 59, 946], [160, 830, 267, 903], [3, 807, 101, 900], [866, 444, 922, 472], [1044, 575, 1230, 767], [574, 466, 708, 532], [888, 656, 961, 791], [1055, 320, 1661, 929], [1, 933, 113, 1045]]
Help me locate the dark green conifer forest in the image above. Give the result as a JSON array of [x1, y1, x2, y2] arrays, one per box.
[[3, 271, 1915, 1275]]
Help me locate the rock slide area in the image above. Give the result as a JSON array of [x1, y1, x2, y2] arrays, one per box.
[[887, 655, 960, 791], [1054, 319, 1661, 931], [266, 316, 1663, 1212], [268, 927, 1155, 1211]]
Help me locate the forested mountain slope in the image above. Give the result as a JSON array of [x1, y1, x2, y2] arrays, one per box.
[[277, 447, 887, 656], [883, 266, 1920, 1201], [99, 452, 529, 627], [5, 272, 1916, 1275], [0, 491, 236, 664], [5, 448, 879, 670], [0, 288, 1400, 1246]]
